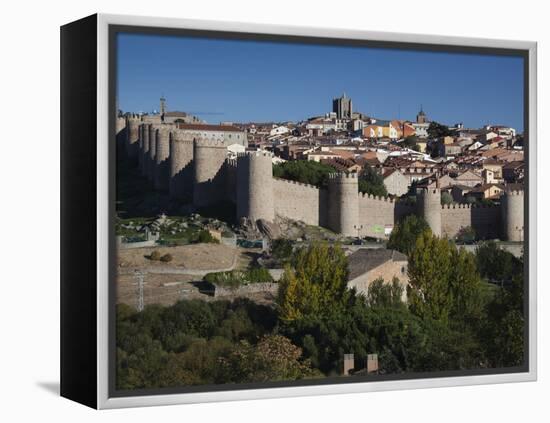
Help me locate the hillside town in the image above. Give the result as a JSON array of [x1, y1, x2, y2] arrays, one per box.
[[115, 93, 525, 389], [233, 94, 523, 200], [122, 93, 524, 206]]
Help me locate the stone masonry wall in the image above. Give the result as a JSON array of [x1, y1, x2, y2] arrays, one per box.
[[120, 120, 514, 241], [213, 282, 279, 298], [348, 260, 408, 301], [273, 178, 328, 227], [441, 204, 501, 239], [358, 195, 398, 238], [224, 159, 237, 203]]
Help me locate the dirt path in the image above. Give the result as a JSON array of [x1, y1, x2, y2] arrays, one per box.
[[117, 243, 237, 271], [116, 243, 269, 308]]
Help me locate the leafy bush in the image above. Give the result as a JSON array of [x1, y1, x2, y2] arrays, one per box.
[[271, 238, 293, 262], [149, 250, 162, 261], [247, 266, 273, 283], [194, 230, 220, 244], [204, 271, 244, 289], [204, 267, 273, 289], [160, 253, 173, 262]]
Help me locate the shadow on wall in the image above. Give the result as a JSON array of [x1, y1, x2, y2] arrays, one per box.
[[194, 164, 229, 207], [394, 201, 417, 224], [471, 205, 501, 239], [170, 161, 194, 201], [196, 200, 237, 224], [318, 188, 329, 227]]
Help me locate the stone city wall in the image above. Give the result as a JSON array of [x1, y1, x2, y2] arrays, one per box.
[[358, 194, 398, 238], [441, 204, 501, 239], [193, 139, 228, 207], [273, 178, 328, 227], [120, 119, 521, 241], [224, 158, 238, 203]]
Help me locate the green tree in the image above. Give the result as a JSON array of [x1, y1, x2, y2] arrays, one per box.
[[273, 160, 335, 187], [358, 165, 388, 197], [278, 265, 303, 321], [475, 241, 523, 283], [402, 135, 420, 151], [387, 214, 430, 256], [281, 300, 442, 375], [407, 230, 453, 322], [448, 247, 484, 326], [408, 231, 484, 327], [481, 274, 524, 367], [219, 335, 320, 383], [366, 277, 405, 308], [441, 191, 453, 205], [427, 121, 453, 139], [278, 243, 350, 321]]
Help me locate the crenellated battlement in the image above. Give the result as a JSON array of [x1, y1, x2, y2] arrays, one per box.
[[504, 189, 524, 196], [328, 172, 358, 180], [273, 177, 321, 191], [422, 187, 441, 196], [194, 138, 226, 148], [126, 113, 141, 121], [360, 192, 394, 203], [157, 124, 175, 133], [442, 203, 471, 209], [441, 203, 500, 210], [225, 158, 238, 168], [237, 150, 273, 158], [120, 115, 523, 241], [170, 129, 195, 142]]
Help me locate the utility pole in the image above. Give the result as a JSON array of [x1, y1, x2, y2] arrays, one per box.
[[134, 270, 145, 312]]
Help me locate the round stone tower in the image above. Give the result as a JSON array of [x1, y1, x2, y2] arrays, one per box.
[[116, 116, 127, 153], [168, 130, 194, 200], [154, 125, 173, 191], [501, 187, 524, 242], [147, 125, 159, 182], [125, 117, 140, 160], [116, 116, 126, 134], [419, 187, 442, 237], [193, 139, 228, 207], [137, 124, 144, 172], [140, 123, 151, 177], [328, 173, 359, 236], [237, 151, 275, 223]]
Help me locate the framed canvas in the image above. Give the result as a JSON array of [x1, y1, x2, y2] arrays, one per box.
[[60, 13, 537, 409]]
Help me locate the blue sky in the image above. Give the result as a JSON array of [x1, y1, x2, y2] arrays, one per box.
[[117, 33, 524, 131]]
